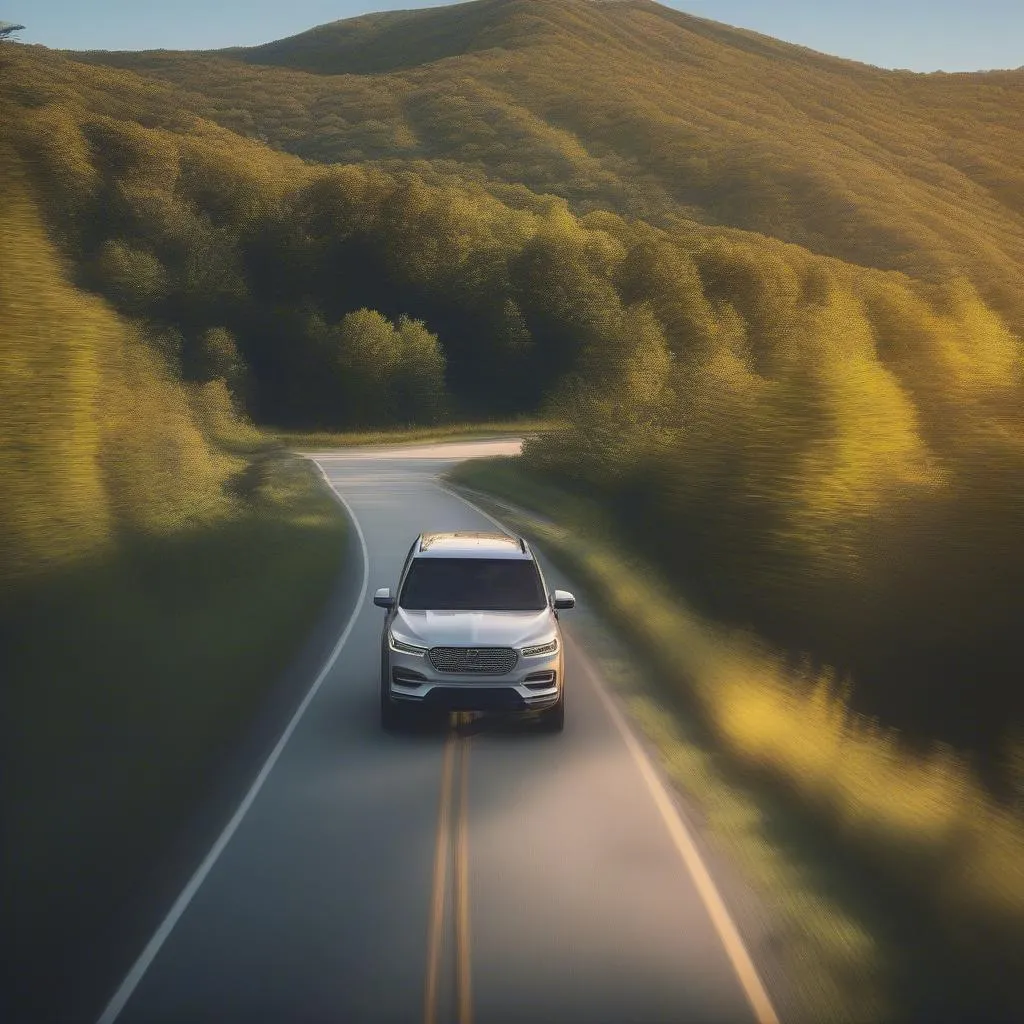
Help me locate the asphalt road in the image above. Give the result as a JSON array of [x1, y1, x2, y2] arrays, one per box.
[[97, 438, 777, 1024]]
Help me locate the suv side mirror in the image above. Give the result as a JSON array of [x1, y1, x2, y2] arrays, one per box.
[[552, 590, 575, 610], [373, 587, 394, 609]]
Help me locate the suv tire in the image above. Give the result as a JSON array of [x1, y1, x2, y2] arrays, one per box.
[[537, 691, 565, 733], [380, 653, 403, 732], [381, 687, 402, 731]]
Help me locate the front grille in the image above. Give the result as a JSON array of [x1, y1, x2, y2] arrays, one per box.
[[428, 646, 518, 675]]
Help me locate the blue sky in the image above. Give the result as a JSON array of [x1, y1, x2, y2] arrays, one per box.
[[7, 0, 1022, 72]]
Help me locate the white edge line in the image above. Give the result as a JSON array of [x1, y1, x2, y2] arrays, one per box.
[[96, 459, 369, 1024], [572, 644, 781, 1024], [438, 481, 781, 1024]]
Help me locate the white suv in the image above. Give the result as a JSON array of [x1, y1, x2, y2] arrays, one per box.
[[373, 532, 574, 732]]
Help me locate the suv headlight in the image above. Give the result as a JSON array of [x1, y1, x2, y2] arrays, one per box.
[[388, 630, 427, 656], [521, 638, 558, 658]]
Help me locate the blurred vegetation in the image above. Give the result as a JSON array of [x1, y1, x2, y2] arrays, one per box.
[[277, 417, 559, 450], [448, 458, 1024, 1022], [522, 242, 1024, 789], [0, 150, 245, 582], [0, 141, 347, 1019]]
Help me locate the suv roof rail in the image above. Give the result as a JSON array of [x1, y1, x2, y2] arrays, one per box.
[[519, 536, 528, 554]]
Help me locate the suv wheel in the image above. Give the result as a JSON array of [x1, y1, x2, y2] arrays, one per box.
[[381, 687, 402, 731], [380, 654, 403, 732], [537, 691, 565, 733]]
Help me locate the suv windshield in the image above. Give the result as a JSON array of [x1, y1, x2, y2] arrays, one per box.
[[400, 557, 546, 611]]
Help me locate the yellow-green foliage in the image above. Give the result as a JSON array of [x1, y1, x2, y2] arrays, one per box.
[[1, 147, 345, 1024], [524, 227, 1024, 765], [0, 156, 237, 583], [449, 460, 1024, 1019], [276, 417, 560, 450], [74, 0, 1024, 325], [328, 308, 448, 425], [0, 173, 110, 575]]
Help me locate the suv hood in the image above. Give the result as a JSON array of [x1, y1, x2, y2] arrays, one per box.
[[393, 608, 554, 648]]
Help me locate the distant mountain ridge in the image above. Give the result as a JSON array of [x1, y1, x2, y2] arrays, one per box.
[[221, 2, 526, 75], [72, 0, 1024, 324]]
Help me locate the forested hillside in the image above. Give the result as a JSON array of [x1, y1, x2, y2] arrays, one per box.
[[77, 0, 1024, 327], [0, 149, 243, 584], [4, 0, 1023, 782], [1, 134, 350, 1024]]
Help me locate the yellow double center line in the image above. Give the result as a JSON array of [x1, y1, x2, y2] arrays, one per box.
[[424, 714, 473, 1024]]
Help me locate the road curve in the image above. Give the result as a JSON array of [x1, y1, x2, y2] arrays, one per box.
[[98, 438, 776, 1024]]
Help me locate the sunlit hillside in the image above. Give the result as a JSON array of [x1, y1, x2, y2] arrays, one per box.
[[0, 151, 242, 583], [76, 0, 1024, 326], [4, 0, 1022, 767], [1, 134, 348, 1024]]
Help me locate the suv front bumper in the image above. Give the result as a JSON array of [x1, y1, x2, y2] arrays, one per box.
[[386, 647, 562, 713]]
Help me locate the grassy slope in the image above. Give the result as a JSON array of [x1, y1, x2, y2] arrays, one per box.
[[447, 456, 1024, 1023], [0, 153, 350, 1017], [276, 417, 560, 449], [2, 452, 348, 1018], [76, 0, 1024, 322]]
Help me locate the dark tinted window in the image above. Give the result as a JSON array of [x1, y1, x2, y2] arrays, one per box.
[[400, 558, 546, 611]]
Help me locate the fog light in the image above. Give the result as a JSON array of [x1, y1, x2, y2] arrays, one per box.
[[392, 667, 426, 687], [524, 671, 556, 689]]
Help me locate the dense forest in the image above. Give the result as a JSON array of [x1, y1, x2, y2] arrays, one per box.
[[77, 0, 1024, 327], [3, 0, 1023, 785]]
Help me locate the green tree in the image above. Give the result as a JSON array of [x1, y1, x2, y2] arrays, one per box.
[[195, 326, 250, 408], [393, 315, 448, 424], [333, 308, 399, 425], [330, 309, 449, 427], [92, 239, 168, 316]]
